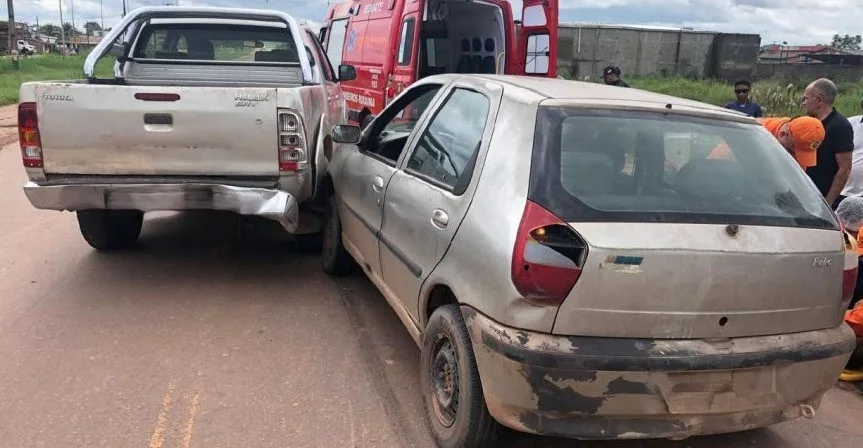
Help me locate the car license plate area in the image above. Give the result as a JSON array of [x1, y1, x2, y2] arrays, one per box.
[[661, 367, 780, 414]]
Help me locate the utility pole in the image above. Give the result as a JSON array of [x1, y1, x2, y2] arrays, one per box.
[[100, 0, 104, 31], [7, 0, 19, 68], [58, 0, 66, 56], [70, 0, 75, 35], [122, 0, 127, 17], [7, 0, 15, 53]]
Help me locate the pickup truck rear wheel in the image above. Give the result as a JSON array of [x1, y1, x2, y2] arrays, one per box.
[[321, 196, 353, 276], [422, 305, 499, 448], [77, 210, 144, 251]]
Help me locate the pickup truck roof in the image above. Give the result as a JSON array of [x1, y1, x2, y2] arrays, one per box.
[[85, 6, 316, 84]]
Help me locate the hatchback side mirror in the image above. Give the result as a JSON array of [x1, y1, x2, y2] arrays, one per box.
[[332, 124, 362, 144], [339, 64, 357, 82]]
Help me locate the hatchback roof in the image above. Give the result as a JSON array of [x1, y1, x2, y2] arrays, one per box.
[[422, 74, 754, 123]]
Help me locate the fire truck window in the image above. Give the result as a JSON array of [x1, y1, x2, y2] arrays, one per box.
[[326, 19, 349, 68], [525, 34, 550, 75], [398, 18, 416, 66]]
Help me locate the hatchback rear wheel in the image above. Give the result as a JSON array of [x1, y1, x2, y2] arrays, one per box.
[[421, 305, 499, 448]]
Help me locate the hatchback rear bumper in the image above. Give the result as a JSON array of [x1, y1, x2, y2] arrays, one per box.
[[23, 181, 299, 233], [462, 306, 855, 440]]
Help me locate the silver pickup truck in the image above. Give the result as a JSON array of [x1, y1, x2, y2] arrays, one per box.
[[18, 6, 355, 250]]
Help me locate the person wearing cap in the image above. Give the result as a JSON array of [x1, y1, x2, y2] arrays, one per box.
[[833, 196, 863, 381], [724, 79, 764, 118], [759, 116, 825, 169], [836, 196, 863, 306], [838, 94, 863, 203], [707, 116, 824, 169], [602, 66, 630, 88]]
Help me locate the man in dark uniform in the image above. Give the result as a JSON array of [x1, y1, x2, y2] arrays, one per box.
[[803, 78, 854, 209], [724, 79, 764, 118], [602, 66, 630, 88]]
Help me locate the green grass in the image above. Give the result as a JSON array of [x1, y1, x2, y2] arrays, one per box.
[[624, 77, 863, 118], [3, 55, 862, 118], [0, 54, 114, 106]]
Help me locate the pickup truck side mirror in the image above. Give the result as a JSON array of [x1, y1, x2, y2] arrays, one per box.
[[109, 41, 129, 60], [331, 125, 362, 144], [338, 65, 357, 82]]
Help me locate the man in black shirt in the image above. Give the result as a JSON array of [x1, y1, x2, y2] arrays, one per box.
[[803, 78, 854, 208], [603, 66, 630, 88]]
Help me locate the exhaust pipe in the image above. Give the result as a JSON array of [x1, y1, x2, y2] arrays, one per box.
[[800, 404, 816, 419]]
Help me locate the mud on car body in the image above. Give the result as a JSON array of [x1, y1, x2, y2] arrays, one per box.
[[322, 73, 858, 447]]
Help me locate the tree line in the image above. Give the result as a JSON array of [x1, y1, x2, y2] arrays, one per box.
[[33, 22, 110, 39]]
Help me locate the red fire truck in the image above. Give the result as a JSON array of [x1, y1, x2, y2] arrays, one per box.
[[320, 0, 558, 126]]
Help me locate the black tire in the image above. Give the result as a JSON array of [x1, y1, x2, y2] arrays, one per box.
[[321, 196, 353, 275], [76, 210, 144, 251], [421, 305, 499, 448]]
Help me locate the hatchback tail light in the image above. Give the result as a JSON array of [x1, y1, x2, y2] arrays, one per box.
[[278, 110, 307, 172], [18, 102, 43, 168], [511, 201, 587, 307]]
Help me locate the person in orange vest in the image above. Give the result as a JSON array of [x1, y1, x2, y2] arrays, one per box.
[[841, 302, 863, 380], [709, 116, 825, 169]]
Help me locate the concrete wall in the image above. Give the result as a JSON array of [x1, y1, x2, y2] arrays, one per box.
[[711, 34, 762, 81], [556, 24, 760, 81], [756, 63, 863, 83]]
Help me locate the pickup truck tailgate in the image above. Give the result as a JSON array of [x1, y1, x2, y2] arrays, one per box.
[[36, 84, 279, 177]]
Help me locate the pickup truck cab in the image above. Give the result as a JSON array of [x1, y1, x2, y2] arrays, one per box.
[[320, 0, 558, 127], [18, 6, 356, 250]]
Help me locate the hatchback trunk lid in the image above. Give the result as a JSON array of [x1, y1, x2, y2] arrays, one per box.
[[529, 105, 843, 339], [551, 223, 845, 339]]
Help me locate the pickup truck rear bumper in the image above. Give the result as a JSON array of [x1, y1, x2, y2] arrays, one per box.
[[23, 181, 299, 232]]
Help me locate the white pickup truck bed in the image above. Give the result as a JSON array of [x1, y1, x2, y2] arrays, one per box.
[[18, 6, 350, 250]]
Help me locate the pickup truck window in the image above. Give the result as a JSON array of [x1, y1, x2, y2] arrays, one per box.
[[134, 23, 300, 63], [305, 30, 335, 82]]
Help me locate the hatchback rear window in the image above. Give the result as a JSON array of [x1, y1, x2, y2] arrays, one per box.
[[529, 107, 837, 229], [134, 23, 299, 63]]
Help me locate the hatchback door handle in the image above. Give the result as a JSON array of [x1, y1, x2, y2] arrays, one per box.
[[372, 176, 384, 192], [432, 209, 449, 228]]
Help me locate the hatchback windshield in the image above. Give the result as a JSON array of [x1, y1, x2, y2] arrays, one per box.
[[530, 107, 837, 229]]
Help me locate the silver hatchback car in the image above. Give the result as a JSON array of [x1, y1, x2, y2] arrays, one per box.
[[321, 74, 857, 447]]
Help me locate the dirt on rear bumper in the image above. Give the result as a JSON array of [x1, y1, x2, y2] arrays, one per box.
[[461, 306, 855, 440]]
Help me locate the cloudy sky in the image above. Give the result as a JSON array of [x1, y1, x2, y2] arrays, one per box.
[[4, 0, 861, 45]]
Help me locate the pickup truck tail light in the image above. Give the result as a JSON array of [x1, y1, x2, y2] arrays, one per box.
[[278, 110, 307, 172], [18, 102, 43, 168], [511, 201, 587, 307]]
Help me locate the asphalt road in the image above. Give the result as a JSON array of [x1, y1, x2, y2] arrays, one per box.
[[1, 142, 862, 448]]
